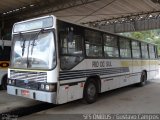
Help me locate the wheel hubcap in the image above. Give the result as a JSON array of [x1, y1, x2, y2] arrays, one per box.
[[87, 83, 96, 98]]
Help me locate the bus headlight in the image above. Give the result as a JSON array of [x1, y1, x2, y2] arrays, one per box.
[[8, 80, 12, 84], [39, 83, 57, 92], [8, 79, 16, 85], [45, 85, 50, 91], [41, 84, 45, 89]]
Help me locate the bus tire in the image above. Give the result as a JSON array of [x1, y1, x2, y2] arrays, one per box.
[[83, 79, 98, 104], [138, 71, 147, 87], [1, 76, 7, 90]]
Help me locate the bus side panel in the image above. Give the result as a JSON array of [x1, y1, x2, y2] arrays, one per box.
[[57, 60, 87, 104], [101, 59, 133, 92], [155, 60, 159, 79], [119, 59, 133, 86], [101, 74, 138, 93], [141, 60, 150, 79], [149, 60, 157, 80], [57, 82, 84, 104], [57, 85, 68, 104], [101, 77, 119, 92], [67, 83, 84, 102], [100, 59, 121, 92], [132, 60, 142, 84]]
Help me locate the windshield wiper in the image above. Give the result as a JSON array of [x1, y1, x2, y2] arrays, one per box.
[[19, 32, 26, 56], [30, 29, 44, 55]]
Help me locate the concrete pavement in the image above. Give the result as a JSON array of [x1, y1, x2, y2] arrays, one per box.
[[18, 79, 160, 120]]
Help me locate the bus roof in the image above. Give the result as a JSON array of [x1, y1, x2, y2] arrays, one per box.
[[58, 18, 157, 46]]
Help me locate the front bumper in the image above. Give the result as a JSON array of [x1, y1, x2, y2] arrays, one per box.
[[7, 85, 56, 103]]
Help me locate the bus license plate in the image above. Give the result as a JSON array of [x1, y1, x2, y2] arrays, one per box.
[[21, 90, 30, 97]]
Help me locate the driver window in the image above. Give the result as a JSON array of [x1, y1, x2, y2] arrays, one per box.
[[59, 23, 84, 70]]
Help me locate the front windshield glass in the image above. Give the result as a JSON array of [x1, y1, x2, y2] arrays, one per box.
[[11, 31, 56, 69]]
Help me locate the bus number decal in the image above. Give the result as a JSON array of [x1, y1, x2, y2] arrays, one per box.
[[92, 61, 112, 68]]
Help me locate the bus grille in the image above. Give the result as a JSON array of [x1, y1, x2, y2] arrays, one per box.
[[10, 70, 47, 82], [16, 80, 39, 90]]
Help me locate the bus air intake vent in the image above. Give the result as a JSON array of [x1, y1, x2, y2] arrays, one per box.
[[10, 70, 47, 82]]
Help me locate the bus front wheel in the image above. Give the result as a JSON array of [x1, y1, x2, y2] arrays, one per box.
[[83, 80, 98, 104]]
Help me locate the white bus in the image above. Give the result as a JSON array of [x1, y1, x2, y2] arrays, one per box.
[[0, 40, 11, 90], [7, 15, 159, 104]]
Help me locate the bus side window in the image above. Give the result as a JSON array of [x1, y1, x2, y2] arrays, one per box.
[[103, 34, 119, 58], [141, 43, 149, 59], [59, 24, 84, 70], [149, 45, 156, 59], [132, 41, 141, 59], [85, 30, 102, 58], [155, 46, 158, 58], [119, 38, 131, 58]]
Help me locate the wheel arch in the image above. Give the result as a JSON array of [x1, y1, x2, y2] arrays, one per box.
[[0, 73, 7, 84], [142, 70, 147, 80], [0, 74, 7, 89], [85, 75, 101, 93]]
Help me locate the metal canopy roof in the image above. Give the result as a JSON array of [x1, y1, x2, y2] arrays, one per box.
[[0, 0, 160, 21], [0, 0, 160, 32], [0, 0, 37, 13], [54, 0, 160, 23]]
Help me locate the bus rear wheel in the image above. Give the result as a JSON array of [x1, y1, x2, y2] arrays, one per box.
[[138, 71, 147, 87], [83, 80, 98, 104]]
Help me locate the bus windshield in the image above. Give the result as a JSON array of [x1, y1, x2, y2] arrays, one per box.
[[11, 30, 56, 70]]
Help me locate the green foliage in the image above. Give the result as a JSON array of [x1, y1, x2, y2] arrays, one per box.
[[120, 29, 160, 55]]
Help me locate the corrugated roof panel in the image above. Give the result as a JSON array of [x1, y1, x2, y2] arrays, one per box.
[[54, 0, 160, 23], [0, 0, 39, 13], [0, 0, 160, 24]]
